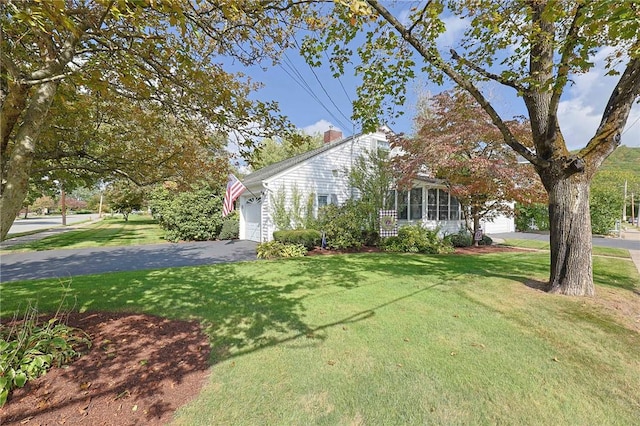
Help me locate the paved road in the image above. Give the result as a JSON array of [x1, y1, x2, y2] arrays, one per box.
[[489, 231, 640, 251], [8, 214, 94, 234], [0, 240, 258, 283], [491, 230, 640, 275]]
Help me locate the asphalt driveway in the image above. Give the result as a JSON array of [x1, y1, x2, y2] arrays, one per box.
[[0, 240, 258, 283]]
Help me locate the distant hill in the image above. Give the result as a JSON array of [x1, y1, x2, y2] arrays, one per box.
[[599, 145, 640, 174]]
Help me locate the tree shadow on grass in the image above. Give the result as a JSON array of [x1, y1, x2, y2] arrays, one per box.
[[3, 250, 636, 366]]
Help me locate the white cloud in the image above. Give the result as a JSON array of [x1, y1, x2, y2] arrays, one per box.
[[301, 119, 342, 136], [558, 49, 640, 150], [437, 15, 470, 50]]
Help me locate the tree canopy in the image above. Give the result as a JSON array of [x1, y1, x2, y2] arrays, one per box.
[[1, 0, 299, 239], [395, 90, 546, 238], [248, 133, 323, 170], [300, 0, 640, 295]]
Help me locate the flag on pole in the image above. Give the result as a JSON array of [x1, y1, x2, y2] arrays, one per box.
[[222, 174, 246, 217]]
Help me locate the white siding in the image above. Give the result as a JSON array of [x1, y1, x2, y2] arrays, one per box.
[[260, 133, 385, 240], [239, 128, 514, 242]]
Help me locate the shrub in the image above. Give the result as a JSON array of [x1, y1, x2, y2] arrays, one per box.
[[480, 235, 493, 246], [445, 230, 492, 247], [256, 241, 307, 259], [0, 306, 91, 407], [273, 229, 321, 249], [446, 230, 473, 247], [149, 184, 224, 242], [317, 200, 372, 250], [218, 217, 240, 240], [381, 224, 453, 254]]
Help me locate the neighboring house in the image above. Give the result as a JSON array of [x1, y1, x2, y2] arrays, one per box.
[[238, 128, 514, 242]]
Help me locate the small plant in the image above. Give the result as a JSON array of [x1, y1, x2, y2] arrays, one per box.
[[381, 224, 453, 254], [256, 241, 307, 259], [479, 234, 493, 246], [0, 304, 91, 407]]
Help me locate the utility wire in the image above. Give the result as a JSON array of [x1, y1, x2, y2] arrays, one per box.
[[290, 37, 354, 129], [278, 52, 352, 131]]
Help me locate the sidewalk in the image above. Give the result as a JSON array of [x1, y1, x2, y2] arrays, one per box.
[[621, 228, 640, 276]]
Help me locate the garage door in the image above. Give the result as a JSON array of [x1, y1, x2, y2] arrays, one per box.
[[244, 196, 262, 242], [482, 215, 515, 234]]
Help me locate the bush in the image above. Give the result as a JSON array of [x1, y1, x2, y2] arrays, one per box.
[[515, 203, 549, 231], [218, 217, 240, 240], [380, 224, 453, 254], [446, 230, 473, 247], [445, 230, 492, 247], [149, 184, 224, 242], [0, 306, 91, 407], [273, 229, 321, 249], [256, 241, 307, 259], [317, 200, 372, 250], [480, 235, 493, 246]]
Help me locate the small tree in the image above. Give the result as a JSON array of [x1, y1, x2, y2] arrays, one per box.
[[248, 133, 323, 170], [395, 91, 546, 245], [347, 147, 396, 235], [104, 182, 144, 221]]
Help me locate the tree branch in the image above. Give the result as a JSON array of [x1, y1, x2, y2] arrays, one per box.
[[548, 2, 585, 130], [365, 0, 547, 168], [580, 54, 640, 172], [449, 49, 523, 92]]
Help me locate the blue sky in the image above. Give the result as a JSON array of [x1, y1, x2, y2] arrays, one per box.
[[228, 10, 640, 153]]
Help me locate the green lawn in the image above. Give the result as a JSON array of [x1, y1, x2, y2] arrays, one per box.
[[502, 238, 631, 258], [1, 215, 166, 253], [2, 251, 639, 425]]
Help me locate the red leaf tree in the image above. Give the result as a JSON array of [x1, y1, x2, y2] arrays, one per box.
[[393, 90, 546, 245]]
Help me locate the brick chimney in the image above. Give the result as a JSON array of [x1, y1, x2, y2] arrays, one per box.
[[323, 129, 343, 144]]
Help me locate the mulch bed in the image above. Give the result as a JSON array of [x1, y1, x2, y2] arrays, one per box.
[[0, 312, 211, 426]]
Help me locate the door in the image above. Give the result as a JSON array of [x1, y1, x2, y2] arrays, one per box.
[[244, 196, 262, 242]]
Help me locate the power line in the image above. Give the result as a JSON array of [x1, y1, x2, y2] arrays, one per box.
[[278, 52, 352, 132]]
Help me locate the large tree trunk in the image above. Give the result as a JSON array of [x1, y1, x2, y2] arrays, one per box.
[[547, 174, 594, 296], [0, 81, 58, 240]]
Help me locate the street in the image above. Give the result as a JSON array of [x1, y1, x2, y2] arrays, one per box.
[[8, 214, 95, 234], [490, 231, 640, 251]]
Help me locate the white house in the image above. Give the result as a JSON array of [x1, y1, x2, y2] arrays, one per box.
[[238, 128, 514, 242]]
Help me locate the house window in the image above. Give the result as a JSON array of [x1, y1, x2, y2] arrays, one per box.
[[427, 189, 438, 220], [392, 188, 422, 221], [398, 190, 409, 220], [318, 194, 338, 208], [410, 188, 423, 220], [375, 139, 390, 152], [427, 189, 461, 221], [438, 189, 449, 220]]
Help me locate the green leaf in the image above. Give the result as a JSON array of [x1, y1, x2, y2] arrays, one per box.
[[14, 372, 27, 388], [0, 388, 8, 407]]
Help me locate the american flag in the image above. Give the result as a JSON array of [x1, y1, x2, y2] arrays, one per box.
[[222, 174, 246, 217]]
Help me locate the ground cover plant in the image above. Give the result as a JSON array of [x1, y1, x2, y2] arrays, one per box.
[[1, 251, 639, 424], [0, 215, 165, 253], [0, 305, 91, 407]]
